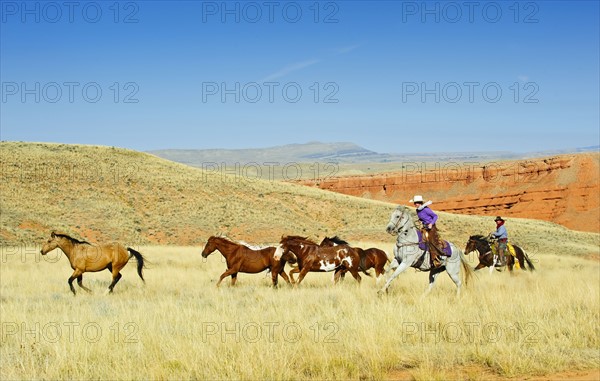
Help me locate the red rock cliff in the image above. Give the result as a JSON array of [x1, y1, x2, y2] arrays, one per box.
[[296, 154, 600, 233]]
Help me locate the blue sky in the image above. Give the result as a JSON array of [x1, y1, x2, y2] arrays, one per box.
[[1, 0, 599, 153]]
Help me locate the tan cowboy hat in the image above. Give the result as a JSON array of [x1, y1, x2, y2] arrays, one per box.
[[410, 195, 424, 203], [494, 216, 505, 222]]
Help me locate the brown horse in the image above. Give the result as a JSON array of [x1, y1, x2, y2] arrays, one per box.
[[320, 236, 389, 283], [275, 235, 362, 285], [201, 236, 295, 287], [40, 231, 146, 295], [465, 235, 536, 273]]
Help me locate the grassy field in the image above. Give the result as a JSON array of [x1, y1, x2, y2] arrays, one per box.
[[1, 244, 598, 380]]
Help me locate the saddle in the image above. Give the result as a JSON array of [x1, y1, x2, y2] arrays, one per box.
[[416, 230, 452, 257], [490, 242, 517, 258]]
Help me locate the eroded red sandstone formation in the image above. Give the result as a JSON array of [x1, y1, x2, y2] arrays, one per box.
[[297, 154, 600, 233]]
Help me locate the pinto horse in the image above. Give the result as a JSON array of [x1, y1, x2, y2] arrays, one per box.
[[275, 235, 362, 285], [201, 236, 294, 287], [465, 235, 536, 273], [40, 231, 146, 295], [320, 236, 389, 283], [380, 206, 473, 296]]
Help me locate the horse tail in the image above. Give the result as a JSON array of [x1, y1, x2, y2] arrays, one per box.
[[519, 247, 536, 271], [458, 249, 474, 286], [127, 248, 146, 282]]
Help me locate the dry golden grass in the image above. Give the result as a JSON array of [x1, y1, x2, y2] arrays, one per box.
[[1, 244, 598, 380]]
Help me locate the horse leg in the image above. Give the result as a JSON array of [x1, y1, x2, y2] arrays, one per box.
[[278, 270, 292, 285], [289, 267, 300, 284], [490, 255, 498, 274], [445, 266, 463, 296], [295, 267, 311, 286], [106, 272, 123, 294], [348, 267, 362, 284], [77, 275, 92, 293], [216, 268, 237, 287], [375, 261, 387, 284], [231, 273, 238, 286], [333, 269, 345, 284], [387, 257, 400, 272], [68, 269, 83, 296], [425, 267, 446, 296], [379, 261, 410, 295]]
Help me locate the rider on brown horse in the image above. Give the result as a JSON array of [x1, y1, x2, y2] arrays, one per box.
[[411, 195, 448, 267], [490, 216, 508, 266]]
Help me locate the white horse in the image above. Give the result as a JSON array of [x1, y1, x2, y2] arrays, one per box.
[[379, 206, 474, 295]]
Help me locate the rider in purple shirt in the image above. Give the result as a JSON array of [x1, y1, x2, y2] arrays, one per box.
[[417, 205, 438, 228], [410, 195, 447, 267]]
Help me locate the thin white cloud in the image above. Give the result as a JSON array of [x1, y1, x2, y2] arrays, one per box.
[[260, 59, 320, 82], [259, 43, 361, 82], [335, 44, 362, 54], [518, 75, 530, 82]]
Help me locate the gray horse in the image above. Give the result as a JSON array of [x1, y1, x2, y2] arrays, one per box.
[[379, 206, 474, 295]]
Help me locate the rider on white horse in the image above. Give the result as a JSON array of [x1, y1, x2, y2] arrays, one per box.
[[410, 195, 449, 268]]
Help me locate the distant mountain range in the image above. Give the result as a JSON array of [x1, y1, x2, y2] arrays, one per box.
[[148, 142, 599, 167]]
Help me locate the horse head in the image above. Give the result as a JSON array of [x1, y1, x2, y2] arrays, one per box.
[[201, 236, 220, 258], [386, 206, 410, 235], [465, 235, 491, 255], [41, 231, 87, 255], [41, 231, 61, 255], [276, 235, 316, 259]]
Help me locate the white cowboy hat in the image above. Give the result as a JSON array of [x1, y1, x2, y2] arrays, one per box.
[[409, 195, 424, 203]]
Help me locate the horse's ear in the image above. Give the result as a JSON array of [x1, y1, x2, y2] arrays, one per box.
[[51, 231, 56, 238]]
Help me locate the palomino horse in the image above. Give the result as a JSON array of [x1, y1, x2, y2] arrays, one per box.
[[380, 206, 473, 295], [40, 231, 146, 295], [275, 235, 362, 285], [320, 236, 389, 283], [465, 235, 536, 273], [201, 236, 294, 287]]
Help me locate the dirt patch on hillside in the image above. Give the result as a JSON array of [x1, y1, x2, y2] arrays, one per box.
[[297, 154, 600, 233]]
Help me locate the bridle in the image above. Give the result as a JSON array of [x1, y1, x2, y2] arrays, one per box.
[[466, 237, 491, 257], [388, 209, 411, 235], [389, 209, 422, 248]]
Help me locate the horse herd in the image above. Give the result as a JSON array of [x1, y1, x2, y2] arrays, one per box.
[[39, 206, 535, 296]]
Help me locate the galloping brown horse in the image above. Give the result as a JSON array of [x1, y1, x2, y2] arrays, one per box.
[[40, 231, 146, 295], [465, 235, 536, 272], [320, 236, 389, 283], [201, 236, 295, 287], [275, 235, 362, 285]]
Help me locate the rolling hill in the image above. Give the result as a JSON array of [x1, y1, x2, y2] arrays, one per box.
[[147, 141, 530, 167], [0, 142, 598, 259]]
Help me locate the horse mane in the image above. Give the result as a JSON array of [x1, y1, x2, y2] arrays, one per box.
[[211, 235, 270, 250], [471, 234, 487, 241], [239, 240, 270, 250], [281, 235, 318, 245], [52, 231, 91, 245], [323, 236, 349, 245]]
